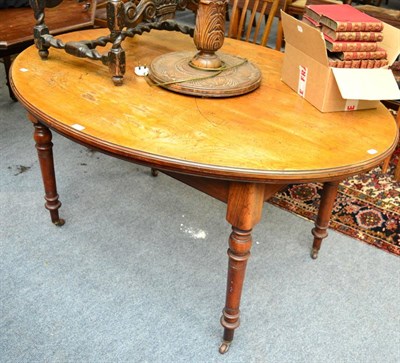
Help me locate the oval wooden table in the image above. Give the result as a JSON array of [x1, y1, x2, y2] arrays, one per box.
[[11, 28, 399, 354]]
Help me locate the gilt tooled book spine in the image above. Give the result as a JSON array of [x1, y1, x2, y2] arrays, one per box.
[[343, 60, 353, 68], [374, 59, 389, 67], [335, 59, 344, 68], [321, 18, 384, 32], [328, 57, 338, 67], [325, 38, 378, 52], [359, 59, 389, 68], [338, 48, 387, 60], [322, 26, 383, 42], [329, 58, 387, 68]]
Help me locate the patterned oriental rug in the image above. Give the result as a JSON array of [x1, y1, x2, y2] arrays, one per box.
[[269, 145, 400, 257]]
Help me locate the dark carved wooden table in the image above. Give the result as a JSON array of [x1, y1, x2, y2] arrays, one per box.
[[10, 28, 399, 354], [0, 0, 95, 100]]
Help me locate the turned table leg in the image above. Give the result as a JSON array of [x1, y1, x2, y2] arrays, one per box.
[[311, 181, 340, 259], [219, 182, 265, 353], [33, 121, 65, 226]]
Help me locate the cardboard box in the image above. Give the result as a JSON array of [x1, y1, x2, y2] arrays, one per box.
[[281, 11, 400, 112]]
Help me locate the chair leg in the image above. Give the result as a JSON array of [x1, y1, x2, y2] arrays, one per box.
[[394, 161, 400, 182], [3, 55, 17, 102], [381, 156, 391, 174], [275, 19, 283, 51]]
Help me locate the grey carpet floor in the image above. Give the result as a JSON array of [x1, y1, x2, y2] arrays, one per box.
[[0, 48, 399, 363]]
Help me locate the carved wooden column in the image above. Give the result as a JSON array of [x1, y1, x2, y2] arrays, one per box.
[[219, 182, 265, 353], [191, 0, 227, 70], [311, 181, 340, 259], [32, 118, 65, 226]]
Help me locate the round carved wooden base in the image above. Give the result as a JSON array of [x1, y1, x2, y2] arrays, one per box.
[[148, 51, 261, 98]]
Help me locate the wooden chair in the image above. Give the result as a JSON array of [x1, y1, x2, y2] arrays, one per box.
[[381, 108, 400, 181], [227, 0, 287, 51], [0, 0, 96, 101]]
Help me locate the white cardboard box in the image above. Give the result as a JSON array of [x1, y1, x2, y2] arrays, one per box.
[[281, 11, 400, 112]]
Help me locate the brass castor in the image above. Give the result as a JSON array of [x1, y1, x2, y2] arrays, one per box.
[[311, 248, 319, 259], [53, 218, 65, 227], [219, 341, 231, 354], [151, 168, 159, 177]]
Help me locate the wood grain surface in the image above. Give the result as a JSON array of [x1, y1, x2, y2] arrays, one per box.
[[10, 28, 399, 182], [0, 0, 95, 48]]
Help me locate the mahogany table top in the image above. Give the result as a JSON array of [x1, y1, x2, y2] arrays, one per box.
[[10, 28, 399, 183], [0, 0, 95, 50]]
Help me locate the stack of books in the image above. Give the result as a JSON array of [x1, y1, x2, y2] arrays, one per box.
[[303, 4, 388, 68]]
